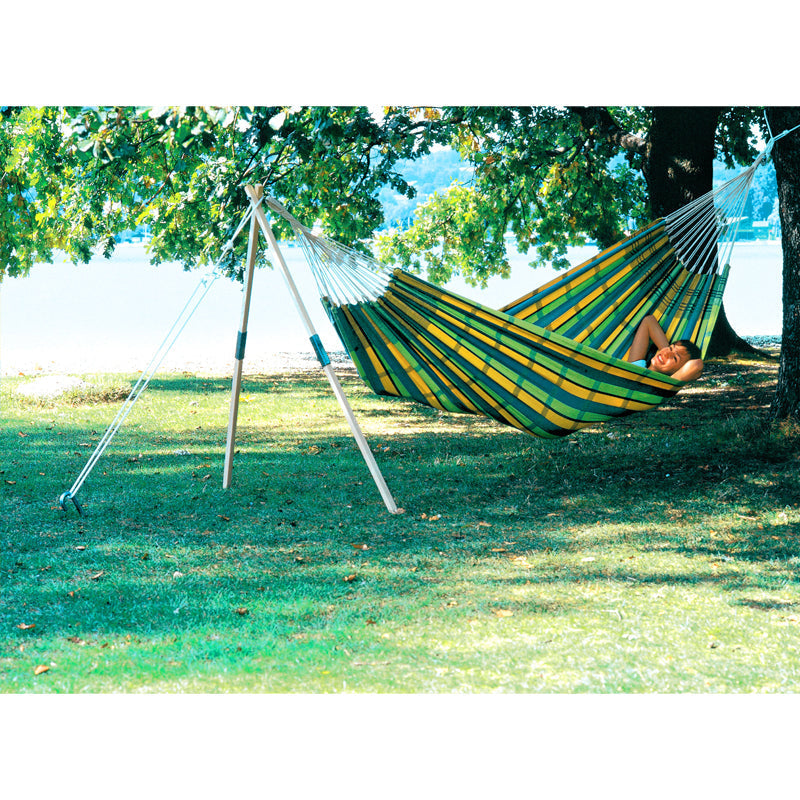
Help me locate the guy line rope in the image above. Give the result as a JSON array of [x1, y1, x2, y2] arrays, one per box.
[[57, 200, 260, 515]]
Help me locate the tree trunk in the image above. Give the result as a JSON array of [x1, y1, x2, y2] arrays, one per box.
[[644, 107, 720, 218], [706, 304, 765, 358], [768, 107, 800, 421], [644, 107, 756, 356]]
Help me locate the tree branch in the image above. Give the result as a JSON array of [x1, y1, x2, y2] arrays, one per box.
[[568, 107, 647, 156]]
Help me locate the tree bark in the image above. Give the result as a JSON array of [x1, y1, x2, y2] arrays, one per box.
[[643, 107, 759, 356], [768, 107, 800, 420], [644, 107, 721, 218], [706, 304, 764, 358]]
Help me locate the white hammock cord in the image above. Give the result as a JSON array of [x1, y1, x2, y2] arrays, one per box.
[[262, 196, 393, 306], [665, 151, 766, 275], [666, 111, 800, 275]]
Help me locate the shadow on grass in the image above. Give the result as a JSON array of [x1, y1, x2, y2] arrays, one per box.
[[138, 370, 362, 400], [675, 523, 800, 562], [5, 522, 789, 648], [735, 597, 799, 611]]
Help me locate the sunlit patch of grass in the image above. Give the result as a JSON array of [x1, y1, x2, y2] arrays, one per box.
[[8, 373, 134, 408]]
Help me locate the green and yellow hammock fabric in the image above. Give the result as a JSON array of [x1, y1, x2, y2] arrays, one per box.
[[264, 156, 761, 439], [324, 268, 685, 438]]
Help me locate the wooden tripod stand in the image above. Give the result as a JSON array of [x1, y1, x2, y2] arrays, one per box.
[[221, 185, 399, 514]]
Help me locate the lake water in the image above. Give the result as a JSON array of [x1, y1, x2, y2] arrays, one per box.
[[0, 238, 784, 376]]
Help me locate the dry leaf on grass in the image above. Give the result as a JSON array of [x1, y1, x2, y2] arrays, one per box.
[[34, 665, 50, 676], [493, 609, 514, 618]]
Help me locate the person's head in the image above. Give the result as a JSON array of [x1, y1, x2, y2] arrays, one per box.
[[649, 339, 702, 376]]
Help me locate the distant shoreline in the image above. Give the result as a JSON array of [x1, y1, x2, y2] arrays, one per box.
[[1, 350, 355, 378], [2, 337, 782, 380]]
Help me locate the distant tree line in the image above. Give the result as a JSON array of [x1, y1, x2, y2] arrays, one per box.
[[378, 149, 469, 231], [381, 149, 781, 238]]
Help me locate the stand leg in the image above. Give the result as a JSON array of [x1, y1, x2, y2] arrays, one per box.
[[222, 185, 263, 489], [321, 362, 399, 514], [244, 185, 400, 514]]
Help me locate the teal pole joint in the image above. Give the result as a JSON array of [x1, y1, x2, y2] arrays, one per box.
[[310, 334, 331, 367]]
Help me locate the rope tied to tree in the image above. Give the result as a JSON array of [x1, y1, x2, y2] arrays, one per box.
[[763, 112, 800, 159]]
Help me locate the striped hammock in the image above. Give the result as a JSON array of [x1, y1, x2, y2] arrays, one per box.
[[263, 156, 763, 438]]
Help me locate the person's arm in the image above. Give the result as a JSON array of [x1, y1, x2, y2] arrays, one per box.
[[671, 358, 704, 383], [627, 315, 669, 362]]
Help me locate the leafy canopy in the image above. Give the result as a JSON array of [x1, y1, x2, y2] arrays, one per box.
[[377, 107, 765, 286], [1, 106, 765, 286], [0, 106, 446, 280]]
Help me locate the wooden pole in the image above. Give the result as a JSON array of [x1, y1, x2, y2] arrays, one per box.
[[243, 185, 400, 514], [222, 185, 263, 489]]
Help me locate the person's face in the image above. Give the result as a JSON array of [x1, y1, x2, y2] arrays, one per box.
[[650, 344, 690, 375]]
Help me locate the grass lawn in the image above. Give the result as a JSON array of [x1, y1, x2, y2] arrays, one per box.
[[2, 350, 800, 693]]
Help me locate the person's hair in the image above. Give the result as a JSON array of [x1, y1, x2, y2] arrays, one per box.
[[674, 339, 702, 361]]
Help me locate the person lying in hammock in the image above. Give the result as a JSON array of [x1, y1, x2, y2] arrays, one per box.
[[626, 315, 704, 382]]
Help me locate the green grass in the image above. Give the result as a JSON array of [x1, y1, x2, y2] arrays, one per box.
[[2, 352, 800, 693]]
